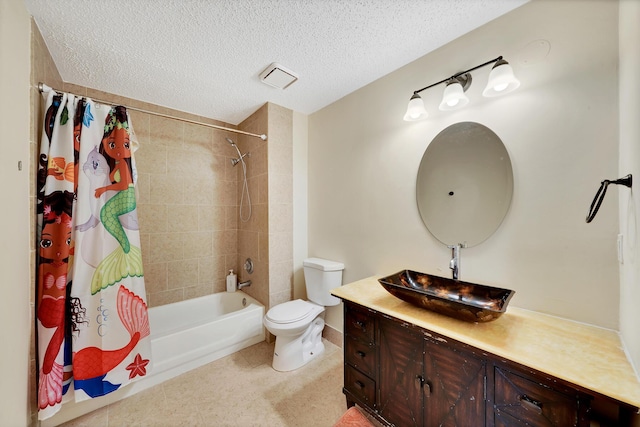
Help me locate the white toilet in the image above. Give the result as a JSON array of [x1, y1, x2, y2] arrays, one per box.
[[263, 257, 344, 372]]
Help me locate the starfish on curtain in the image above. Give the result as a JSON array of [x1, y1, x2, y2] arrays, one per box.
[[125, 353, 150, 379]]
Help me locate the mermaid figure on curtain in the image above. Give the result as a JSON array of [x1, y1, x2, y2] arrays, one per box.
[[37, 192, 76, 409], [71, 105, 150, 398], [36, 94, 87, 413], [90, 106, 144, 294]]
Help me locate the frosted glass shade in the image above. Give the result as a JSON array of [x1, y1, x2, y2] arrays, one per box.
[[403, 94, 428, 121], [483, 60, 520, 97], [439, 81, 469, 111]]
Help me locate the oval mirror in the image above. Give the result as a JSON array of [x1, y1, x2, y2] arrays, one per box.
[[416, 122, 513, 247]]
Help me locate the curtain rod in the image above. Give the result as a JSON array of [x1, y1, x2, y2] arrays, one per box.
[[37, 83, 267, 141]]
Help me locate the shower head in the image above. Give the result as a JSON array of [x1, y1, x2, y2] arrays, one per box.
[[231, 151, 250, 166], [225, 137, 236, 146]]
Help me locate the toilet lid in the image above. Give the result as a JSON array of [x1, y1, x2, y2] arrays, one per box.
[[266, 300, 316, 324]]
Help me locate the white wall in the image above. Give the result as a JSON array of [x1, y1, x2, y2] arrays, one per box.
[[619, 0, 640, 375], [309, 0, 620, 332], [0, 0, 32, 425]]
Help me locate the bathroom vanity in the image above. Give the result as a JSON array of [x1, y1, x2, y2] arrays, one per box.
[[332, 277, 640, 427]]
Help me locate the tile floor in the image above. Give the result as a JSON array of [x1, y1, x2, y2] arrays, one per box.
[[60, 340, 348, 427]]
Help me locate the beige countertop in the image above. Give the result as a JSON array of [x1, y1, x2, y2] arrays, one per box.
[[331, 276, 640, 410]]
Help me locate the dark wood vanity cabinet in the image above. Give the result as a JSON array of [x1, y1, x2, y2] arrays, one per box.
[[341, 301, 633, 427], [344, 302, 377, 409]]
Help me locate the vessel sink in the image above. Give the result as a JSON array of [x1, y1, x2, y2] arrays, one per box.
[[378, 270, 515, 323]]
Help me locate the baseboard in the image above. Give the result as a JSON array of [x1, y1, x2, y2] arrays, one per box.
[[322, 324, 343, 348]]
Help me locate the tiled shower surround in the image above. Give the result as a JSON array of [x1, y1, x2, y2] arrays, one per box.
[[29, 19, 294, 424]]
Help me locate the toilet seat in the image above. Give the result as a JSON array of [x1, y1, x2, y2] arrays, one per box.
[[266, 299, 321, 324]]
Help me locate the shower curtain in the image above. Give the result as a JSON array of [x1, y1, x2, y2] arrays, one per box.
[[36, 90, 151, 420]]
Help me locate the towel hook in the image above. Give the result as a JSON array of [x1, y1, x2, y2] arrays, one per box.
[[586, 174, 632, 223]]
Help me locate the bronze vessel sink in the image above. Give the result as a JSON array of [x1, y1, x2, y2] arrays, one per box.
[[378, 270, 515, 323]]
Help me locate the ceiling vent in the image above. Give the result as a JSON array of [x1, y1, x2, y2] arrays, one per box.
[[259, 62, 298, 89]]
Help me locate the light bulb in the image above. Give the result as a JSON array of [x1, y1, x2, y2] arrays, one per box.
[[494, 83, 509, 92]]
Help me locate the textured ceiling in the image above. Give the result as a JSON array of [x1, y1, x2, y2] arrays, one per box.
[[25, 0, 528, 125]]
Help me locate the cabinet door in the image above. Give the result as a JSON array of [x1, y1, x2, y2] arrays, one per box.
[[423, 338, 486, 427], [378, 317, 424, 427], [493, 366, 580, 426]]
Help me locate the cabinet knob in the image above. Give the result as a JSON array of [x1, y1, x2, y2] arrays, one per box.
[[357, 350, 366, 358], [354, 320, 366, 331], [415, 375, 431, 396], [354, 380, 365, 390]]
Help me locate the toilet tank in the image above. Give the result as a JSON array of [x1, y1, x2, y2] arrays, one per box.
[[303, 257, 344, 307]]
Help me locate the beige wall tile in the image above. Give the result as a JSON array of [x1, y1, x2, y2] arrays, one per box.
[[219, 179, 238, 206], [213, 230, 238, 256], [135, 142, 167, 174], [184, 122, 213, 154], [269, 260, 293, 294], [184, 177, 215, 205], [239, 202, 267, 233], [183, 231, 214, 259], [268, 142, 293, 175], [199, 205, 226, 231], [269, 173, 293, 205], [258, 232, 269, 264], [149, 115, 184, 147], [269, 203, 292, 234], [149, 173, 185, 205], [238, 230, 259, 259], [171, 205, 199, 233], [149, 288, 184, 308], [184, 284, 215, 300], [248, 145, 268, 179], [269, 232, 293, 263], [269, 289, 293, 309], [198, 256, 218, 286], [140, 233, 151, 267], [168, 258, 199, 289], [225, 205, 238, 230], [149, 232, 184, 263], [129, 110, 150, 145], [138, 203, 168, 233], [135, 172, 151, 204], [144, 262, 168, 294]]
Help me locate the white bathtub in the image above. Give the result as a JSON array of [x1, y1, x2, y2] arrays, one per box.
[[42, 291, 265, 426]]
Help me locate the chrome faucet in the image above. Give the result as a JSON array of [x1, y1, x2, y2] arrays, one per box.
[[238, 280, 252, 290], [447, 243, 466, 280]]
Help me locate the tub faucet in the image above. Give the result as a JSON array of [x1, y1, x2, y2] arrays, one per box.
[[447, 243, 466, 280], [238, 280, 252, 290]]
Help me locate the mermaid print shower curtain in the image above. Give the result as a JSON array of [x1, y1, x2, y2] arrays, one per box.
[[36, 90, 151, 420]]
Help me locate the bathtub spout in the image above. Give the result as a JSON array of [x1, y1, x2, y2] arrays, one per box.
[[238, 280, 252, 290]]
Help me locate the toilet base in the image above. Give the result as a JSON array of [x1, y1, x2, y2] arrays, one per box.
[[271, 317, 325, 372]]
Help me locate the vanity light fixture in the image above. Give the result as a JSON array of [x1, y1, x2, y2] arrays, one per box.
[[403, 56, 520, 121]]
